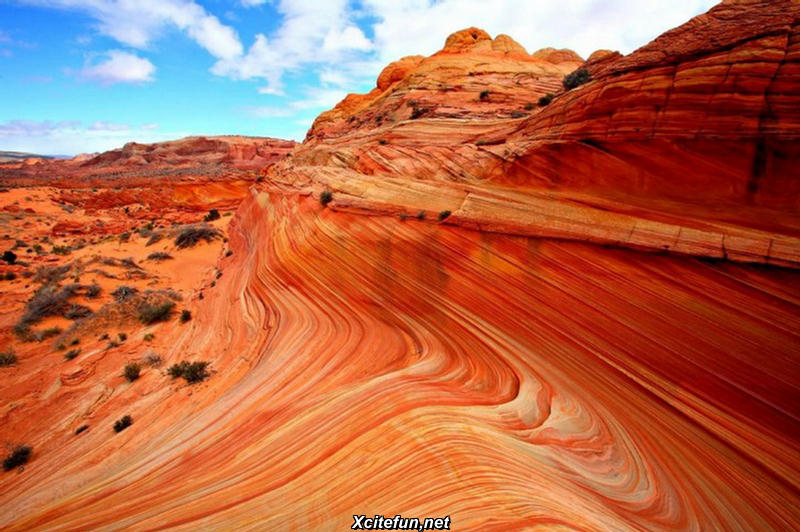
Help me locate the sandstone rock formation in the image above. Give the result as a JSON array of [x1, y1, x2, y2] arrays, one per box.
[[0, 2, 798, 531], [267, 0, 800, 267]]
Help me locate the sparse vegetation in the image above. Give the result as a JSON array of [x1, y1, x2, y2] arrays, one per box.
[[137, 301, 175, 324], [479, 90, 490, 101], [145, 233, 163, 246], [410, 106, 426, 119], [143, 333, 155, 342], [64, 349, 80, 360], [119, 231, 131, 243], [3, 445, 32, 471], [112, 285, 138, 302], [142, 351, 162, 367], [147, 252, 173, 261], [167, 360, 210, 383], [118, 332, 127, 342], [123, 362, 140, 382], [86, 283, 101, 298], [320, 190, 333, 206], [180, 309, 191, 323], [113, 415, 132, 433], [438, 210, 452, 221], [52, 246, 72, 255], [0, 351, 18, 367], [538, 93, 554, 107], [2, 250, 17, 265], [416, 211, 426, 220], [3, 272, 15, 281], [203, 209, 220, 222], [174, 225, 219, 249], [378, 139, 387, 145], [563, 68, 591, 90], [64, 304, 92, 320]]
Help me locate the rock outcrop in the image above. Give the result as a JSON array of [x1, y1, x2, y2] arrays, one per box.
[[267, 0, 800, 267]]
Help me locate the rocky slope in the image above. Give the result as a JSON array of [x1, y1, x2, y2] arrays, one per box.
[[1, 135, 296, 187], [268, 0, 800, 267], [0, 2, 798, 532]]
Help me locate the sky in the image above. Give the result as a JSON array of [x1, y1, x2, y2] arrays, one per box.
[[0, 0, 718, 155]]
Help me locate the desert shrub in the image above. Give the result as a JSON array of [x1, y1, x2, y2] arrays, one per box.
[[174, 225, 219, 249], [2, 250, 16, 264], [64, 349, 80, 360], [118, 332, 127, 342], [563, 68, 591, 90], [4, 272, 16, 281], [143, 333, 155, 342], [203, 209, 220, 222], [52, 246, 72, 255], [416, 211, 426, 220], [56, 342, 65, 350], [33, 264, 70, 284], [145, 233, 163, 246], [70, 338, 79, 345], [142, 351, 162, 367], [410, 106, 426, 119], [167, 360, 209, 383], [138, 301, 175, 324], [3, 445, 31, 471], [119, 232, 131, 243], [479, 90, 490, 101], [538, 93, 554, 107], [320, 190, 333, 206], [0, 351, 17, 366], [86, 283, 101, 298], [112, 285, 138, 302], [147, 252, 172, 261], [123, 362, 140, 382], [378, 139, 387, 145], [438, 210, 452, 221], [113, 415, 132, 433], [180, 309, 191, 323], [225, 250, 233, 257], [64, 304, 92, 320], [75, 424, 88, 435]]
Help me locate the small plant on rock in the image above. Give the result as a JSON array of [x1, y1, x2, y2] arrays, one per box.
[[3, 445, 31, 471], [123, 362, 140, 382], [113, 415, 132, 433]]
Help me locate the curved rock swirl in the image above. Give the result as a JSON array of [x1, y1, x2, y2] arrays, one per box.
[[3, 190, 797, 531]]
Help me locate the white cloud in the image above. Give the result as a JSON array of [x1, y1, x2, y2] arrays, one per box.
[[240, 0, 267, 6], [79, 50, 155, 85], [211, 0, 375, 95], [0, 119, 180, 155], [362, 0, 718, 63], [20, 0, 242, 59]]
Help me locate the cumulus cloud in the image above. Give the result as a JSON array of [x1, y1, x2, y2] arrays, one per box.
[[19, 0, 242, 59], [0, 119, 180, 154], [79, 50, 155, 85]]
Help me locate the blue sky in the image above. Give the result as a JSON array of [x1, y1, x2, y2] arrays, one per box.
[[0, 0, 717, 155]]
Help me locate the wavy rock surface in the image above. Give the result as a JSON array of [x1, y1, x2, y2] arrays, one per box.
[[1, 190, 798, 531]]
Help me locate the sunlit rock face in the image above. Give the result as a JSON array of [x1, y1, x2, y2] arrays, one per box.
[[269, 0, 800, 267], [1, 2, 799, 532]]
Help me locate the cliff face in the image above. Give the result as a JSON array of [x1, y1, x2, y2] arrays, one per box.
[[268, 0, 800, 267]]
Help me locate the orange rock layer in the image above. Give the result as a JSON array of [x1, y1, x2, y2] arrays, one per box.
[[1, 191, 797, 531], [268, 0, 800, 267]]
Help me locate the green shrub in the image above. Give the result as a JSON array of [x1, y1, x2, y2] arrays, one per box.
[[538, 93, 554, 107], [2, 250, 17, 264], [563, 68, 591, 90], [438, 210, 452, 221], [415, 211, 426, 220], [3, 445, 31, 471], [203, 209, 220, 222], [64, 349, 80, 360], [123, 362, 140, 382], [167, 360, 209, 384], [138, 301, 175, 324], [112, 285, 138, 302], [320, 190, 333, 206], [113, 415, 132, 433], [180, 309, 191, 323], [143, 333, 155, 342], [479, 90, 490, 101], [4, 272, 16, 281]]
